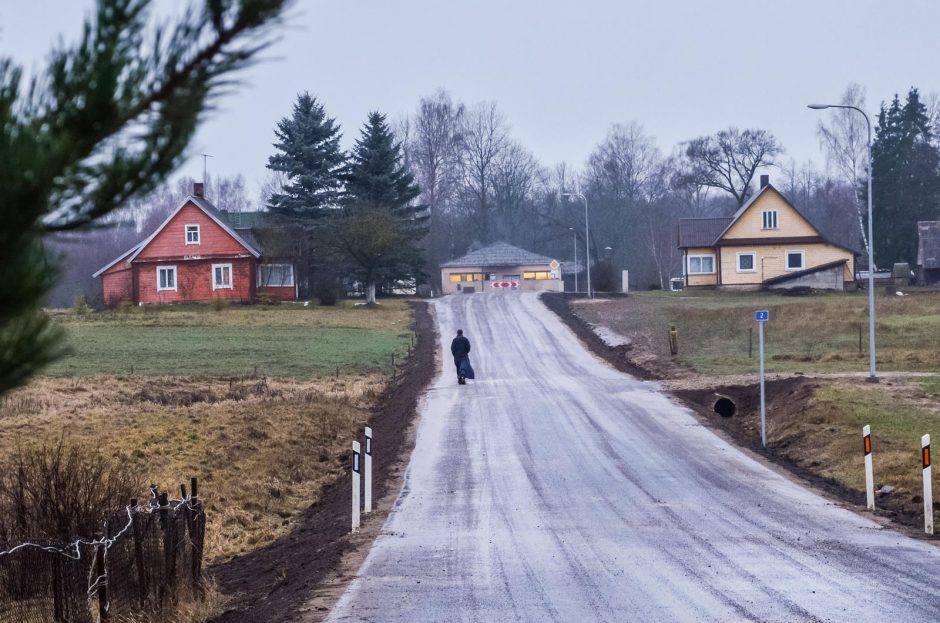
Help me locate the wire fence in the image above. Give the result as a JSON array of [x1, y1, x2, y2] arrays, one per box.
[[0, 484, 205, 623]]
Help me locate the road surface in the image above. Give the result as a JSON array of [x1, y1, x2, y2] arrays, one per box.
[[328, 293, 940, 622]]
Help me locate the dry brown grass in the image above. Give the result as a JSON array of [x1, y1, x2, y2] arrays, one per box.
[[0, 374, 384, 563]]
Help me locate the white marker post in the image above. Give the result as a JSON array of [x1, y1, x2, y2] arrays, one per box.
[[863, 425, 874, 510], [364, 427, 373, 514], [923, 434, 933, 535], [755, 310, 769, 448], [352, 441, 361, 533]]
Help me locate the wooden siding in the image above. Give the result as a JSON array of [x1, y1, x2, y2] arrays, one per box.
[[102, 265, 134, 306], [684, 247, 718, 286], [135, 202, 252, 261], [719, 243, 855, 285], [135, 257, 255, 304], [723, 188, 818, 240]]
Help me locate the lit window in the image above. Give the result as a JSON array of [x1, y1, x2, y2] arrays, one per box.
[[785, 251, 804, 271], [449, 274, 461, 283], [213, 263, 233, 289], [761, 210, 778, 230], [737, 252, 756, 273], [259, 264, 294, 287], [688, 255, 714, 274], [185, 224, 200, 244], [157, 266, 177, 291]]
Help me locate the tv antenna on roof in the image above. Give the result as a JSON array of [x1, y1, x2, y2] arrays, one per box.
[[201, 153, 213, 189]]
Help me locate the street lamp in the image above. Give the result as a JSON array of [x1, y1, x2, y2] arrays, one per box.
[[562, 192, 591, 298], [808, 103, 877, 382], [568, 227, 578, 293]]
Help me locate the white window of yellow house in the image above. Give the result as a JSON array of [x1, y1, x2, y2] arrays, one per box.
[[785, 251, 805, 271], [761, 210, 778, 229], [736, 252, 756, 273], [688, 255, 714, 274]]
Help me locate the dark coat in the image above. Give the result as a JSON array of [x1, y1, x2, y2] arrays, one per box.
[[450, 335, 471, 361]]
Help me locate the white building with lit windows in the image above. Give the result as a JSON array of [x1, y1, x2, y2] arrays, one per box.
[[440, 242, 563, 294]]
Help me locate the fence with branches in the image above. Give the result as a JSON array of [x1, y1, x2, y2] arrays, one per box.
[[0, 482, 205, 623]]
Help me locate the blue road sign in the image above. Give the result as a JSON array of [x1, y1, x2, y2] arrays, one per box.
[[755, 310, 769, 322]]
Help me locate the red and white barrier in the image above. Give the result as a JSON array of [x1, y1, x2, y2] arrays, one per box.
[[863, 425, 874, 510], [364, 427, 373, 514], [923, 434, 933, 535], [352, 440, 361, 533]]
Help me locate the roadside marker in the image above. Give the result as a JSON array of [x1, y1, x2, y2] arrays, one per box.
[[923, 434, 933, 535], [755, 310, 769, 448], [863, 425, 874, 510], [352, 441, 361, 533], [364, 427, 373, 514]]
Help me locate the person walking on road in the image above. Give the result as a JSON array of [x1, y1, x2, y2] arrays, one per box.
[[450, 329, 475, 385]]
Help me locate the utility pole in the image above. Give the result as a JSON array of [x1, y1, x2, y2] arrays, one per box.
[[201, 153, 212, 198]]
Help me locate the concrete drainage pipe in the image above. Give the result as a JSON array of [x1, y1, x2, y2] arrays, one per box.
[[713, 394, 736, 418]]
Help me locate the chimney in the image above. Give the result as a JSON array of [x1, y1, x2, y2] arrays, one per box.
[[193, 182, 205, 198], [760, 174, 770, 188]]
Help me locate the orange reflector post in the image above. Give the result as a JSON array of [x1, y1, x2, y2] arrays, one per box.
[[924, 446, 931, 469], [864, 436, 871, 455]]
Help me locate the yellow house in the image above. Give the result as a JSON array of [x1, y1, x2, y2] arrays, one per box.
[[677, 178, 858, 290]]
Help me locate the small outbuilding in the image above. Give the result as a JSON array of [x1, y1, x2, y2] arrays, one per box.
[[440, 242, 563, 294], [916, 221, 940, 286]]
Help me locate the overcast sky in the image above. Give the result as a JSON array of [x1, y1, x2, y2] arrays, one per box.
[[3, 0, 939, 198]]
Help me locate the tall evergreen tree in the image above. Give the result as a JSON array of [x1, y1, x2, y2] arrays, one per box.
[[332, 112, 426, 304], [266, 92, 345, 218], [871, 88, 940, 264]]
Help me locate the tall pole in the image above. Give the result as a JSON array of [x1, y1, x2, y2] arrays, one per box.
[[808, 104, 877, 382], [583, 194, 592, 298], [865, 118, 877, 382], [570, 228, 578, 294], [759, 319, 766, 448]]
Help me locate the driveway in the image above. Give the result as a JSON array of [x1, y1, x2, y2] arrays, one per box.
[[328, 292, 940, 622]]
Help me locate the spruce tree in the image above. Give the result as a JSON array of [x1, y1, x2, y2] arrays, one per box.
[[332, 112, 427, 304], [871, 88, 940, 265], [266, 93, 345, 218]]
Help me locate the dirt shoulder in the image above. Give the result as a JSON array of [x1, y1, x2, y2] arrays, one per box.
[[542, 293, 940, 541], [209, 301, 437, 622]]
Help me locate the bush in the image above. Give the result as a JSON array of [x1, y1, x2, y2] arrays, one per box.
[[0, 442, 144, 542], [72, 293, 91, 317], [117, 297, 135, 316], [211, 297, 228, 312], [314, 277, 340, 306], [255, 293, 281, 306]]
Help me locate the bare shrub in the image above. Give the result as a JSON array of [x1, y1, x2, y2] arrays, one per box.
[[0, 442, 144, 543]]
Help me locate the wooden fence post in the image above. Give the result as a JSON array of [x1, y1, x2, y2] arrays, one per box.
[[190, 477, 203, 585], [749, 326, 753, 358], [130, 498, 148, 607], [95, 534, 109, 621]]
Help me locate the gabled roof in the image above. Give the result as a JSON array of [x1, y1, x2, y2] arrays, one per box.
[[93, 195, 262, 278], [440, 242, 554, 268], [714, 184, 817, 241], [677, 217, 733, 248], [917, 221, 940, 269], [125, 195, 262, 262], [92, 242, 143, 278]]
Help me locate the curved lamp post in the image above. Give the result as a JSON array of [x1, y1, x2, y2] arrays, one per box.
[[808, 103, 877, 382], [562, 192, 591, 298]]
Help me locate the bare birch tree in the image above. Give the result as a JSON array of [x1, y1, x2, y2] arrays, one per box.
[[816, 82, 870, 253]]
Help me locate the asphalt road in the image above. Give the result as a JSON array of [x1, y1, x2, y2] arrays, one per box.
[[328, 293, 940, 622]]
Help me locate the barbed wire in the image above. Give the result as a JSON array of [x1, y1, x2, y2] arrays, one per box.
[[0, 495, 201, 561]]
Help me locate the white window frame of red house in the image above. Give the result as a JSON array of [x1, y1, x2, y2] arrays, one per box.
[[212, 263, 233, 289], [185, 224, 200, 244], [736, 251, 757, 273], [156, 265, 177, 291], [785, 250, 805, 272], [258, 264, 295, 287], [687, 255, 715, 275]]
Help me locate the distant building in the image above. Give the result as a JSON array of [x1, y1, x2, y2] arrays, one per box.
[[94, 183, 297, 305], [677, 176, 858, 291], [916, 221, 940, 286], [440, 242, 563, 294]]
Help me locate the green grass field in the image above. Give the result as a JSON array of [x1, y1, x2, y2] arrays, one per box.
[[48, 300, 414, 377], [577, 289, 940, 375]]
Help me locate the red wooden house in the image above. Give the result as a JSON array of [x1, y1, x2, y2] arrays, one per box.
[[95, 184, 297, 305]]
